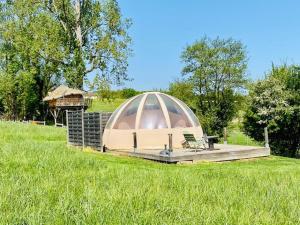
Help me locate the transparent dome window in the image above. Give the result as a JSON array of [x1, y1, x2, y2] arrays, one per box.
[[177, 99, 200, 126], [139, 94, 167, 129], [159, 94, 192, 128], [105, 99, 131, 129], [113, 95, 143, 129]]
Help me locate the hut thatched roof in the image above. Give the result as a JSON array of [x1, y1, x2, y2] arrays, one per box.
[[43, 85, 85, 101]]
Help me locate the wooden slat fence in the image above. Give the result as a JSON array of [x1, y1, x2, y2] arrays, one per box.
[[67, 110, 112, 150], [67, 110, 83, 146]]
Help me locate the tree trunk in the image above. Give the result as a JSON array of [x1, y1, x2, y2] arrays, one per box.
[[75, 0, 83, 47], [74, 0, 85, 89]]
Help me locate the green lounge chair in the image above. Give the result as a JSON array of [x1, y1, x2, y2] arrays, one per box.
[[182, 133, 207, 150]]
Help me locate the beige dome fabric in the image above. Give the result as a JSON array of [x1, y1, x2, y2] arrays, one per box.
[[103, 92, 203, 150]]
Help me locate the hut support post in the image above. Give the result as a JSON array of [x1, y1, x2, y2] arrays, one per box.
[[62, 111, 64, 126], [50, 108, 60, 127]]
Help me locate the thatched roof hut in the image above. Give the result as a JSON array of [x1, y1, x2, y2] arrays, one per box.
[[43, 85, 90, 126], [43, 85, 84, 101], [43, 85, 89, 108]]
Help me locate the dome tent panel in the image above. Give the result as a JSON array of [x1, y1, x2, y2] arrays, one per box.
[[105, 99, 131, 129], [158, 94, 192, 128], [139, 94, 168, 129], [103, 127, 203, 150], [176, 98, 200, 127], [113, 95, 143, 129]]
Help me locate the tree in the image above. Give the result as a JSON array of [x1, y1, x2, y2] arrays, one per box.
[[88, 75, 113, 102], [44, 0, 132, 88], [243, 64, 300, 157], [180, 37, 248, 135], [0, 1, 63, 119], [168, 79, 195, 106]]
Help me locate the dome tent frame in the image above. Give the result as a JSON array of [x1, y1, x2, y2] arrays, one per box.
[[103, 92, 204, 150]]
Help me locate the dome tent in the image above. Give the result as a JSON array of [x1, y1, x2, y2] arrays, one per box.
[[103, 92, 203, 150]]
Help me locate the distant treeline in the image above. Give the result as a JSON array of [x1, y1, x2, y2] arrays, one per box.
[[92, 88, 143, 101]]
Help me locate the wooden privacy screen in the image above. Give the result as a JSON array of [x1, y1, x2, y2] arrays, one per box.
[[67, 110, 112, 150], [67, 110, 83, 146]]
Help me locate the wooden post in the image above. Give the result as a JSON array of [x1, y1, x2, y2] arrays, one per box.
[[66, 110, 69, 145], [264, 127, 269, 148], [133, 132, 137, 152], [54, 110, 57, 127], [224, 127, 227, 144], [168, 133, 173, 152], [62, 110, 64, 126], [82, 109, 85, 150]]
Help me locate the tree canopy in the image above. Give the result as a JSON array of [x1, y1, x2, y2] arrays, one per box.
[[44, 0, 132, 88], [176, 37, 248, 135]]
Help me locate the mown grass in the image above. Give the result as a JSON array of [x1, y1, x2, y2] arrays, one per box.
[[0, 122, 299, 224], [87, 98, 126, 112]]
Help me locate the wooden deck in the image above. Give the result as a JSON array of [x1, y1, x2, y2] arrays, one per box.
[[107, 144, 270, 163]]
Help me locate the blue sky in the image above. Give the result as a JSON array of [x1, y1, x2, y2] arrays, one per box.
[[116, 0, 300, 90]]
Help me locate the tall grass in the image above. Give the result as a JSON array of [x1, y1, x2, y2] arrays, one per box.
[[0, 122, 299, 224], [219, 118, 262, 146], [219, 130, 262, 146]]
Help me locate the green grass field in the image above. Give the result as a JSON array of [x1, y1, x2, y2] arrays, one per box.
[[1, 122, 299, 224], [87, 98, 126, 112]]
